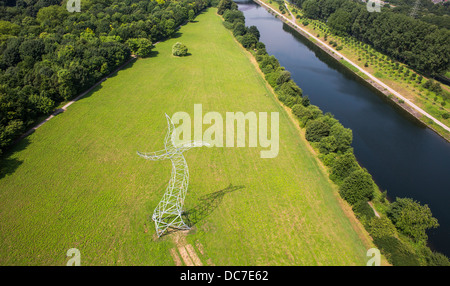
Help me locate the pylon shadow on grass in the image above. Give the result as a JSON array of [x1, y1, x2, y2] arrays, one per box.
[[183, 183, 245, 227], [154, 183, 245, 238]]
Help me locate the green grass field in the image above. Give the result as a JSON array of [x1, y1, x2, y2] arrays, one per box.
[[0, 8, 371, 265]]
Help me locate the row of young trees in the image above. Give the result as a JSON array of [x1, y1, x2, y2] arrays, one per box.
[[290, 0, 449, 77], [0, 0, 212, 155], [219, 0, 449, 266]]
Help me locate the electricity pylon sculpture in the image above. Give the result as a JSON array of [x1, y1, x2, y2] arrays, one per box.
[[138, 114, 209, 237]]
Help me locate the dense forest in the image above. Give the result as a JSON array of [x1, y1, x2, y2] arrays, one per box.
[[0, 0, 212, 155], [388, 0, 450, 29], [289, 0, 450, 77]]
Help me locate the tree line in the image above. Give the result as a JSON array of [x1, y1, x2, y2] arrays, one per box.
[[219, 0, 449, 265], [0, 0, 212, 155], [290, 0, 449, 77]]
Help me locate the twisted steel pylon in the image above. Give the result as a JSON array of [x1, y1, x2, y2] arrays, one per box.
[[138, 114, 209, 237]]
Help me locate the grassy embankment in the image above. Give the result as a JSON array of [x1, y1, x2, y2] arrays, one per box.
[[0, 8, 377, 265]]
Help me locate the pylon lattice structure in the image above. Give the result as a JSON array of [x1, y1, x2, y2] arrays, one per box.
[[138, 114, 209, 237]]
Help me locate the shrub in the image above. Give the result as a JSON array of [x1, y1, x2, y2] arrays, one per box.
[[306, 104, 323, 120], [329, 123, 352, 153], [423, 250, 450, 266], [172, 42, 188, 57], [318, 135, 337, 154], [222, 21, 233, 30], [247, 25, 260, 41], [305, 120, 330, 142], [126, 38, 154, 57], [276, 70, 291, 86], [265, 70, 283, 87], [339, 169, 375, 205], [278, 80, 302, 98], [261, 64, 274, 74], [28, 94, 55, 114], [317, 113, 339, 128], [330, 152, 359, 183], [301, 95, 310, 107], [235, 35, 243, 44], [318, 152, 337, 166], [256, 48, 267, 56], [232, 22, 246, 37], [373, 236, 421, 266], [240, 33, 258, 49], [292, 104, 307, 118], [223, 9, 245, 24], [368, 216, 396, 239], [259, 55, 280, 72], [352, 200, 376, 225], [387, 197, 439, 243], [217, 0, 237, 15], [256, 41, 266, 50]]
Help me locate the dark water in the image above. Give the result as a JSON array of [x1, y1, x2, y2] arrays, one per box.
[[236, 0, 450, 257]]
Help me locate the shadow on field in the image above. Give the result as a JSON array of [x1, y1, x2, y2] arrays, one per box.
[[0, 137, 29, 180], [156, 184, 245, 237], [183, 183, 245, 227], [170, 32, 183, 39]]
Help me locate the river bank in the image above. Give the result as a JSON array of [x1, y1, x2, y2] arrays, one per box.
[[253, 0, 450, 143]]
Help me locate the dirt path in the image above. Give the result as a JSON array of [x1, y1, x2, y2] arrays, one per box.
[[170, 231, 212, 266], [368, 202, 380, 218], [256, 0, 450, 134], [285, 2, 296, 22]]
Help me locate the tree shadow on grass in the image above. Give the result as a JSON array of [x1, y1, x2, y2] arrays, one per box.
[[103, 56, 138, 81], [146, 50, 159, 58], [0, 137, 30, 180], [171, 32, 183, 39]]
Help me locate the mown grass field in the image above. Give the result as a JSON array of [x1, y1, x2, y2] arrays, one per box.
[[0, 8, 371, 265]]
